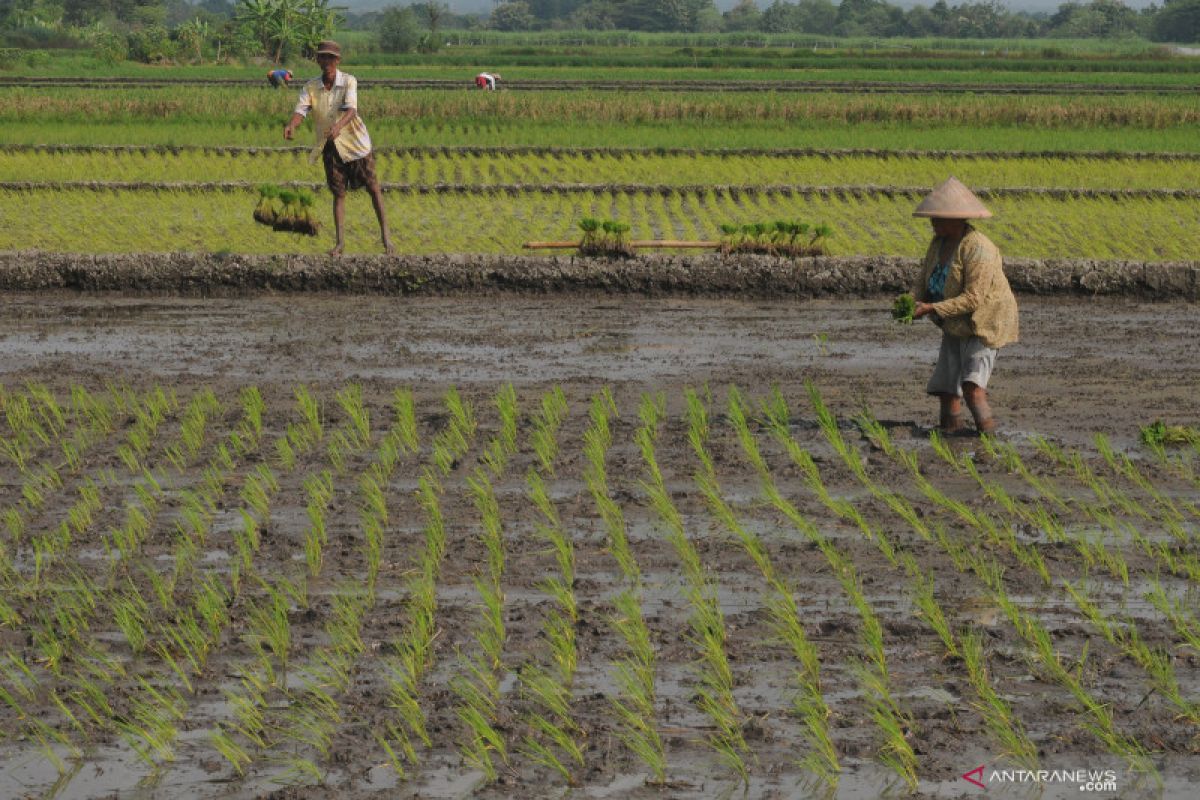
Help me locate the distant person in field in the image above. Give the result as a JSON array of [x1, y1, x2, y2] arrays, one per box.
[[267, 68, 293, 88], [910, 177, 1019, 435], [283, 40, 394, 256], [474, 72, 500, 91]]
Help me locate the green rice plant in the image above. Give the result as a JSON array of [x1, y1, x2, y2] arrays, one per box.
[[1145, 580, 1200, 654], [303, 470, 334, 577], [468, 470, 506, 592], [518, 664, 584, 783], [911, 573, 957, 660], [432, 387, 477, 476], [290, 384, 324, 453], [244, 580, 293, 690], [482, 383, 519, 477], [531, 386, 568, 476], [960, 631, 1038, 770], [211, 725, 253, 775], [113, 587, 151, 654], [583, 388, 638, 580], [335, 384, 372, 450], [392, 388, 419, 455], [858, 665, 918, 793]]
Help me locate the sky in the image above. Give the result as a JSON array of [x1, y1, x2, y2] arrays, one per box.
[[339, 0, 1159, 15]]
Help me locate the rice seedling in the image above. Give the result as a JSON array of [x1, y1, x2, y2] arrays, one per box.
[[335, 384, 372, 451], [482, 383, 519, 477], [288, 384, 324, 454], [531, 386, 568, 476], [517, 664, 585, 784], [211, 725, 253, 775], [244, 579, 293, 690], [1145, 580, 1200, 654], [432, 387, 477, 476], [303, 470, 334, 577]]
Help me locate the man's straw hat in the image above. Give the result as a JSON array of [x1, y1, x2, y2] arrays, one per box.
[[315, 40, 341, 58], [913, 176, 992, 219]]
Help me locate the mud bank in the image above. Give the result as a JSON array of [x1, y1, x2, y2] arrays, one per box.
[[1, 251, 1197, 298]]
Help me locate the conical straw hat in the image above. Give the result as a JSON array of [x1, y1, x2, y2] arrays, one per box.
[[912, 176, 992, 219]]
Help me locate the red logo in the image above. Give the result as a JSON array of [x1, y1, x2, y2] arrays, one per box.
[[962, 765, 986, 789]]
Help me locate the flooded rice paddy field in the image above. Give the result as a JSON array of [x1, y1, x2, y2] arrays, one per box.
[[0, 293, 1196, 800]]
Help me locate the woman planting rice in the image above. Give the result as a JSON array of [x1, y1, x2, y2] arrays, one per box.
[[283, 40, 394, 256], [910, 177, 1019, 434]]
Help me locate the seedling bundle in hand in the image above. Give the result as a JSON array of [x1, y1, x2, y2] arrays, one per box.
[[252, 185, 321, 236], [892, 293, 916, 324], [1140, 420, 1199, 447]]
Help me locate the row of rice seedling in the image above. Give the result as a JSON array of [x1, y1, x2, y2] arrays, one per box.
[[581, 388, 666, 784], [451, 385, 518, 784], [377, 388, 477, 777], [8, 185, 1199, 260], [10, 87, 1200, 131], [684, 388, 839, 790], [636, 392, 751, 785], [10, 148, 1200, 191], [917, 432, 1200, 727], [515, 387, 587, 785], [205, 385, 393, 777]]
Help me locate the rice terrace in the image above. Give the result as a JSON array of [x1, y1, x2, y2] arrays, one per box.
[[1, 2, 1200, 799]]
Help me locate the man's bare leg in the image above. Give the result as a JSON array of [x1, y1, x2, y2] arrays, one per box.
[[329, 193, 346, 256], [368, 184, 394, 254]]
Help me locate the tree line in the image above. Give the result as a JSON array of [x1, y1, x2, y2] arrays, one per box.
[[2, 0, 1199, 63]]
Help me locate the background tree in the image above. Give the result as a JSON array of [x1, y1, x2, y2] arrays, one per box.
[[490, 0, 535, 30], [378, 4, 420, 52], [234, 0, 339, 63], [417, 0, 447, 51], [1152, 0, 1200, 41], [723, 0, 761, 31]]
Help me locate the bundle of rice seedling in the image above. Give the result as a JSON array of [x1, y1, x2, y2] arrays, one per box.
[[295, 191, 321, 236], [253, 185, 279, 226], [892, 293, 916, 324], [273, 189, 300, 232]]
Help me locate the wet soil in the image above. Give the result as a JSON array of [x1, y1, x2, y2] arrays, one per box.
[[0, 293, 1196, 800]]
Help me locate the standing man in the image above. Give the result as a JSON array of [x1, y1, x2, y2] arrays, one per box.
[[283, 40, 394, 256]]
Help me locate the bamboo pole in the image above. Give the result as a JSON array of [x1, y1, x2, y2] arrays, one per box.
[[524, 240, 721, 249]]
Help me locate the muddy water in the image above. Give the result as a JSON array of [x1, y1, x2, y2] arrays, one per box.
[[0, 292, 1197, 799], [0, 294, 1193, 448]]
